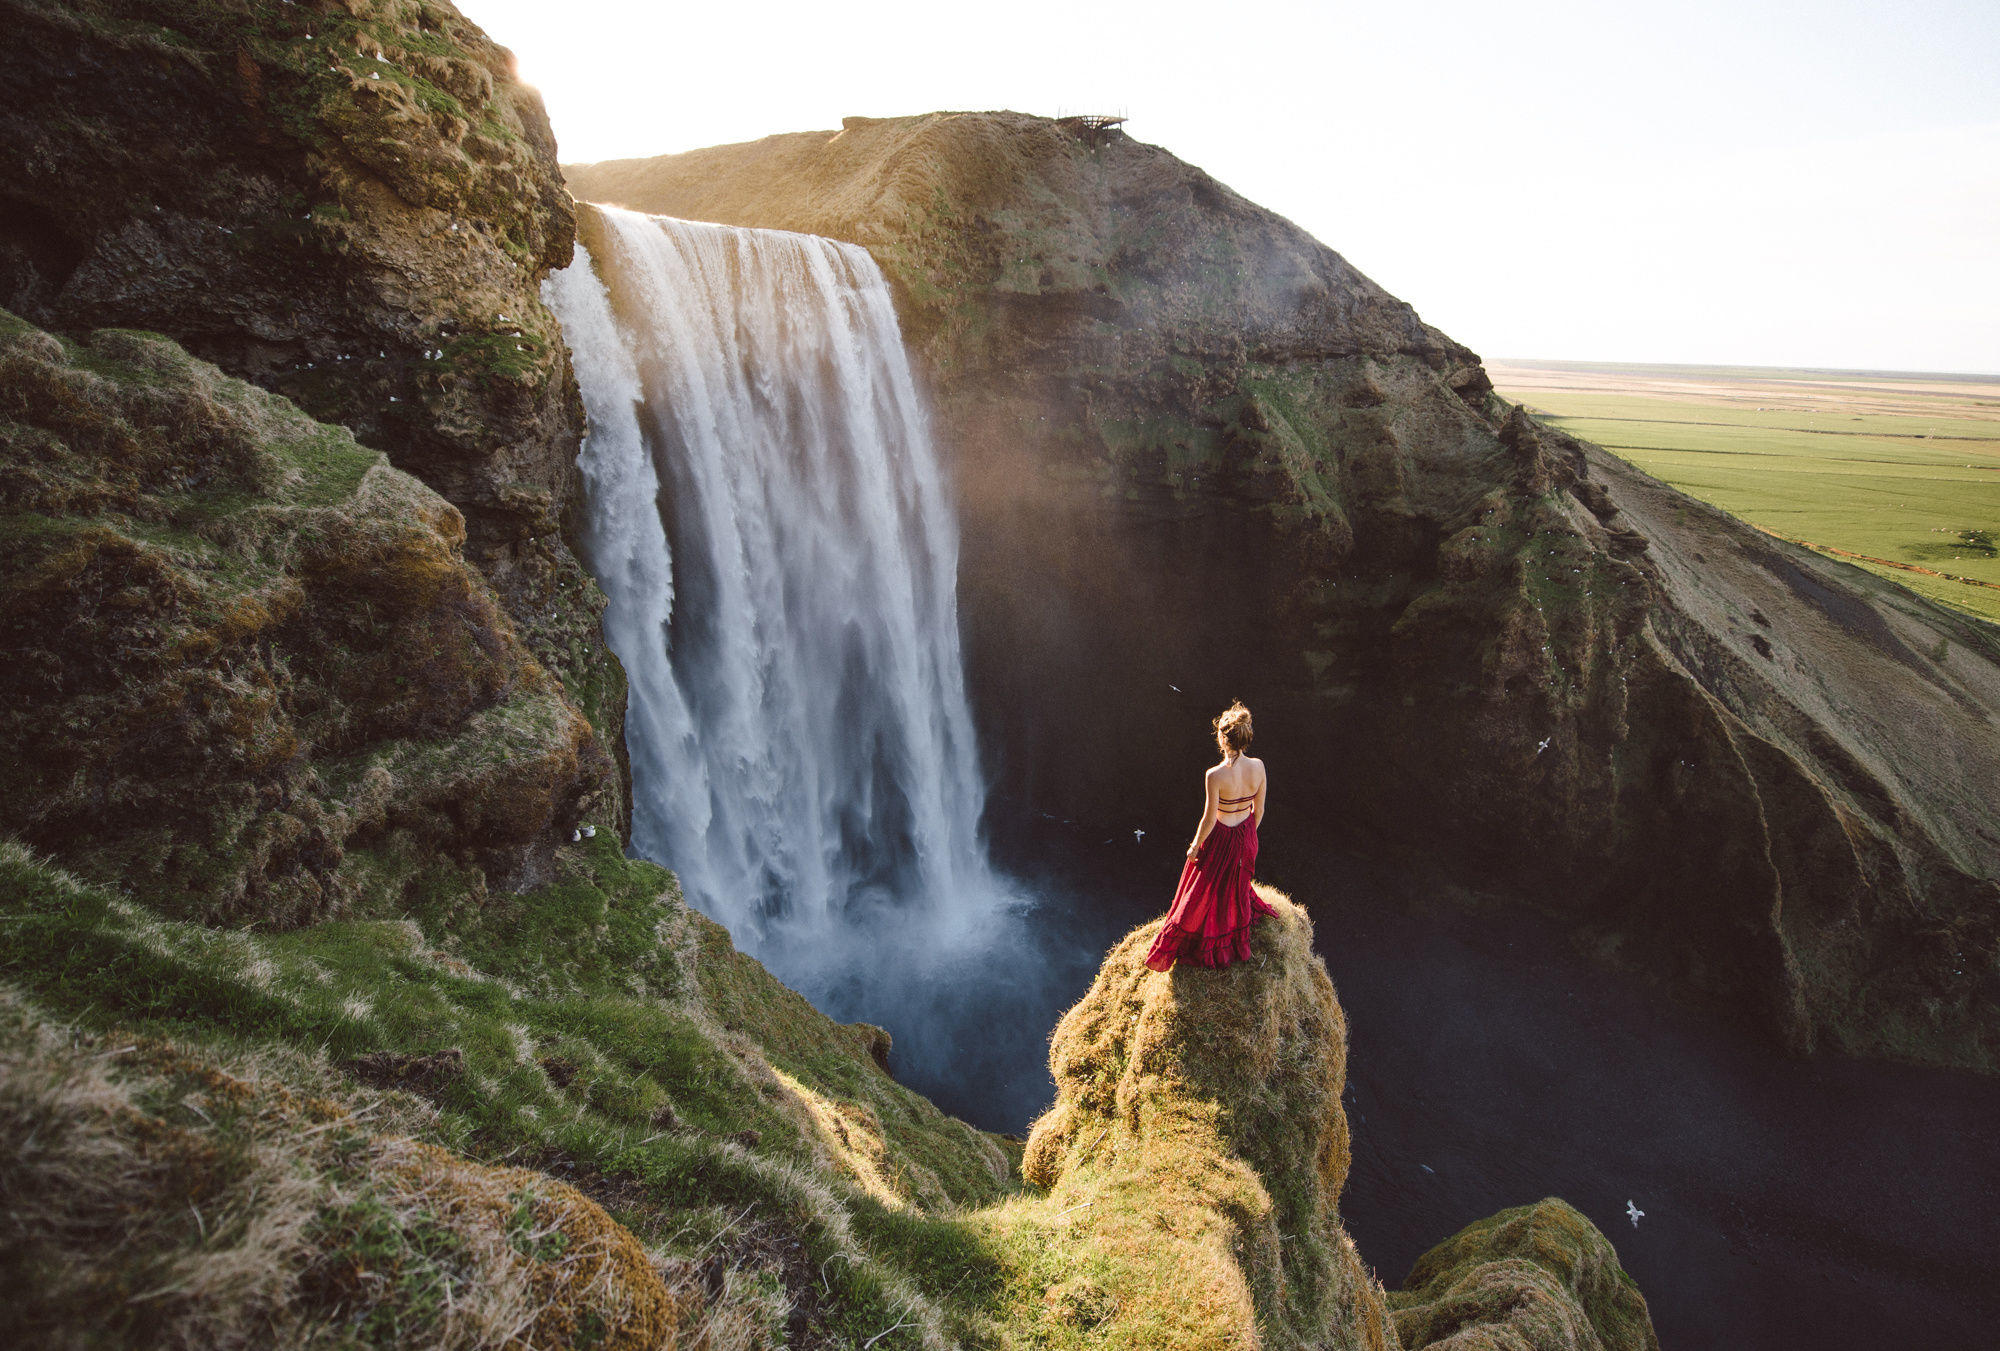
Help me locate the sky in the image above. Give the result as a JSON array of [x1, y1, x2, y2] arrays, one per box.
[[458, 0, 2000, 374]]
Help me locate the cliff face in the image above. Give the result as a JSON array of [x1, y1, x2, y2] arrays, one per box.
[[0, 310, 599, 909], [567, 111, 2000, 1072], [0, 0, 628, 829]]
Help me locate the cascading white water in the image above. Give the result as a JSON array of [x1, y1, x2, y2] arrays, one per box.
[[545, 206, 1037, 1088]]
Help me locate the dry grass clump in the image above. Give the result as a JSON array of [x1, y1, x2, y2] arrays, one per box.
[[0, 990, 340, 1349], [0, 311, 602, 920], [0, 987, 769, 1350], [1389, 1200, 1658, 1351], [325, 1138, 705, 1350], [1007, 887, 1396, 1351], [1, 841, 994, 1350]]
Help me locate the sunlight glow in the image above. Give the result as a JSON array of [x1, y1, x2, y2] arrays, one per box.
[[459, 0, 2000, 373]]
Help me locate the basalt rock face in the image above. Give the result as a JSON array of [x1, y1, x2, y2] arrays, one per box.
[[0, 0, 627, 831], [567, 111, 2000, 1072]]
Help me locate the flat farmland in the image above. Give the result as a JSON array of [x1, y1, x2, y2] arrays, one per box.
[[1487, 360, 2000, 624]]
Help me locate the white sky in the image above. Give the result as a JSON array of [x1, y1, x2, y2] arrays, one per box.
[[460, 0, 2000, 374]]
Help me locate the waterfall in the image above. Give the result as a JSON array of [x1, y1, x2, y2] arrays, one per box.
[[544, 206, 1036, 1096]]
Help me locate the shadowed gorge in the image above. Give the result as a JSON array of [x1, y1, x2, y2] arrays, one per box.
[[567, 110, 2000, 1074]]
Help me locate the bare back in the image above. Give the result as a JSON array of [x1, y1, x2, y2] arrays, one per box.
[[1209, 754, 1266, 824]]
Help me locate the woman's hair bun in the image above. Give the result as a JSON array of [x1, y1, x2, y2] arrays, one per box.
[[1213, 701, 1253, 756]]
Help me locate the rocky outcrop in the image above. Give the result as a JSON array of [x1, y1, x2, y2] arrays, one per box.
[[1016, 886, 1655, 1349], [1021, 887, 1396, 1349], [0, 310, 598, 913], [0, 0, 627, 830], [567, 111, 2000, 1072], [1391, 1200, 1658, 1351]]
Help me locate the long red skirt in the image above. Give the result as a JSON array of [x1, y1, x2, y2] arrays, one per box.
[[1143, 813, 1276, 972]]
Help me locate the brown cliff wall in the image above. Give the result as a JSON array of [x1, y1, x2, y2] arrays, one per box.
[[567, 111, 2000, 1071]]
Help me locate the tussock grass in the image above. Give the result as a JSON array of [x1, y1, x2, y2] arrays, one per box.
[[0, 836, 1003, 1348], [0, 986, 770, 1349], [1388, 1199, 1658, 1351]]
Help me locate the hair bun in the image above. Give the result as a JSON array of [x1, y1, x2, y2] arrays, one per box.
[[1213, 700, 1253, 755]]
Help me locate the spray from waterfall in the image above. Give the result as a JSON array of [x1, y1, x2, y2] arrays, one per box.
[[545, 206, 1054, 1108]]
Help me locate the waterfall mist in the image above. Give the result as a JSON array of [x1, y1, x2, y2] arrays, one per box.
[[545, 206, 1078, 1124]]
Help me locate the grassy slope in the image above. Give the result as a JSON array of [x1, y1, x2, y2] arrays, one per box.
[[1497, 385, 2000, 624], [0, 835, 1014, 1349], [0, 829, 1662, 1349]]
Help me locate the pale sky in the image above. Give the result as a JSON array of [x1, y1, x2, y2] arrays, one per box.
[[460, 0, 2000, 374]]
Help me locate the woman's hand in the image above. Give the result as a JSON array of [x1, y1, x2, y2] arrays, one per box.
[[1186, 839, 1201, 860]]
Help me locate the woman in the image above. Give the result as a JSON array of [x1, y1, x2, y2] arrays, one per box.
[[1144, 701, 1276, 972]]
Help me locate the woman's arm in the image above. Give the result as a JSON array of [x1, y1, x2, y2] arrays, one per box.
[[1254, 764, 1268, 829], [1187, 771, 1220, 859]]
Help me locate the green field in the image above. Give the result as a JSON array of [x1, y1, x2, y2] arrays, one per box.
[[1487, 361, 2000, 624]]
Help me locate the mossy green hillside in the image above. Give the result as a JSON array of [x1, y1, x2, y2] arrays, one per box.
[[0, 822, 1668, 1349], [0, 311, 604, 917], [0, 833, 1016, 1348]]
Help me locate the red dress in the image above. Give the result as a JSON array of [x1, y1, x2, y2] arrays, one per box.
[[1143, 809, 1276, 971]]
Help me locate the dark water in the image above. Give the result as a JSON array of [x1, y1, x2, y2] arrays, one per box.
[[912, 807, 2000, 1351]]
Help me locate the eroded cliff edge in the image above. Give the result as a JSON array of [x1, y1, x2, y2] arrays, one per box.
[[568, 111, 2000, 1072]]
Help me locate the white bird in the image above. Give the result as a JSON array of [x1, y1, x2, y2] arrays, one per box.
[[1133, 829, 1145, 843], [1536, 737, 1551, 755], [1168, 684, 1181, 692], [1626, 1200, 1644, 1227], [1419, 1164, 1434, 1174], [580, 825, 596, 839]]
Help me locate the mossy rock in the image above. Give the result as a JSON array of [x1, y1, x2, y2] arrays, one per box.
[[0, 310, 603, 919], [1390, 1198, 1659, 1351]]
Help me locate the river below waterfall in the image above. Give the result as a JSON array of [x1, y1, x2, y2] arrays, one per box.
[[986, 807, 2000, 1351]]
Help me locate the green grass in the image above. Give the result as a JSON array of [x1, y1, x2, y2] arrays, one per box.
[[1498, 384, 2000, 623], [0, 836, 1010, 1347]]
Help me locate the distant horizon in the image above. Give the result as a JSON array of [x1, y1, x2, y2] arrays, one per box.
[[1487, 356, 2000, 381]]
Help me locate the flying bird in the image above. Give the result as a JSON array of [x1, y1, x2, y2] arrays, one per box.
[[1133, 829, 1145, 843], [1626, 1200, 1644, 1227]]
